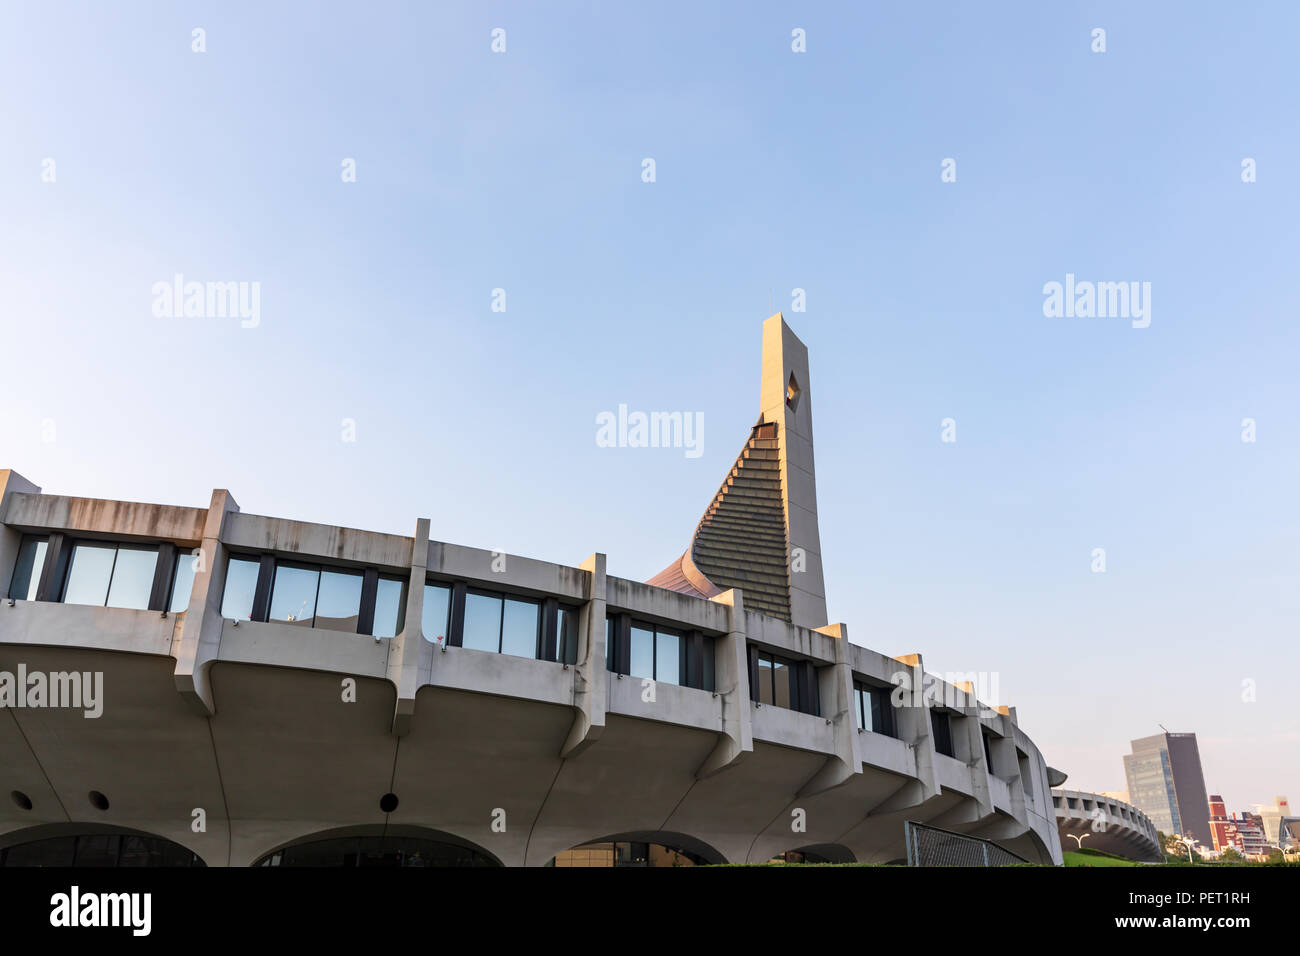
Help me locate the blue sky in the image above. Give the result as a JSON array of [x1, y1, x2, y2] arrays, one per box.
[[1, 1, 1296, 817]]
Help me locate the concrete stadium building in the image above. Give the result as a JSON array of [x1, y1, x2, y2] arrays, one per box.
[[0, 316, 1063, 867], [1053, 788, 1162, 861]]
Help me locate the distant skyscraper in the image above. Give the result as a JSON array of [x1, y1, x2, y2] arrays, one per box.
[[1123, 731, 1212, 847]]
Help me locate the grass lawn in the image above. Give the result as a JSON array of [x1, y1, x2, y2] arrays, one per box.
[[1062, 849, 1142, 867]]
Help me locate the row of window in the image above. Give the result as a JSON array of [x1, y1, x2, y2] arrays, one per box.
[[422, 582, 578, 664], [8, 535, 198, 614], [9, 539, 1002, 748], [604, 615, 715, 691], [220, 556, 406, 638]]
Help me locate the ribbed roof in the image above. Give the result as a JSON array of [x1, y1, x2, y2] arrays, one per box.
[[647, 420, 791, 620]]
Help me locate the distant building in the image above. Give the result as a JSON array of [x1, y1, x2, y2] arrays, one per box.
[[1208, 796, 1271, 860], [1233, 814, 1269, 859], [1209, 794, 1233, 852], [1254, 795, 1292, 845], [1122, 731, 1212, 847]]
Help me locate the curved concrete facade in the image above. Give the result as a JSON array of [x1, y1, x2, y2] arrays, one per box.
[[1053, 788, 1161, 861], [0, 319, 1063, 867]]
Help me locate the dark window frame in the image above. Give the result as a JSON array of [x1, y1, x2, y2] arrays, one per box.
[[6, 533, 50, 601], [222, 552, 402, 637], [749, 646, 819, 716], [853, 680, 895, 737], [49, 537, 183, 613], [462, 587, 543, 657], [605, 613, 715, 690], [930, 708, 956, 758]]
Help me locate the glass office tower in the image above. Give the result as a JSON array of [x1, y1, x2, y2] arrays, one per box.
[[1123, 732, 1212, 847]]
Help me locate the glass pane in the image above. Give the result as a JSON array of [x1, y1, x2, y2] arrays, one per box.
[[422, 584, 451, 643], [105, 546, 158, 610], [314, 569, 363, 632], [773, 658, 792, 709], [462, 592, 502, 652], [373, 577, 405, 638], [8, 536, 47, 601], [63, 543, 117, 606], [73, 834, 120, 867], [501, 598, 539, 658], [702, 636, 715, 692], [169, 551, 199, 613], [269, 564, 320, 626], [655, 630, 680, 685], [758, 656, 775, 705], [854, 688, 865, 730], [629, 626, 654, 679], [605, 617, 614, 670], [557, 607, 578, 664], [2, 837, 76, 867], [221, 557, 260, 621]]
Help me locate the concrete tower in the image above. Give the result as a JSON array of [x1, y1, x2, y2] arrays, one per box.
[[648, 314, 829, 628]]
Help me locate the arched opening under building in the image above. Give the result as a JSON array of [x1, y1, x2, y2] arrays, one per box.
[[767, 843, 857, 864], [549, 831, 726, 867], [252, 826, 501, 867], [0, 826, 205, 867]]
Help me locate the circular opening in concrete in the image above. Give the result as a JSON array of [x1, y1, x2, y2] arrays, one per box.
[[88, 790, 110, 812], [379, 793, 399, 814], [10, 790, 32, 811]]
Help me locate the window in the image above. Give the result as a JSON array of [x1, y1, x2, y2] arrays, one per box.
[[373, 577, 406, 638], [930, 710, 954, 758], [422, 583, 451, 643], [556, 606, 578, 665], [463, 592, 503, 651], [501, 598, 539, 658], [627, 623, 682, 683], [61, 542, 158, 610], [104, 546, 158, 610], [313, 569, 363, 632], [1017, 749, 1034, 796], [605, 615, 713, 689], [61, 543, 115, 606], [463, 590, 541, 658], [752, 649, 818, 715], [629, 625, 654, 679], [268, 563, 321, 627], [853, 682, 894, 736], [168, 551, 199, 613], [221, 556, 260, 620], [7, 535, 47, 601], [982, 730, 996, 773]]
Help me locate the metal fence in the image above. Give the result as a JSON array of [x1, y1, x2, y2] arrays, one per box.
[[903, 821, 1028, 867]]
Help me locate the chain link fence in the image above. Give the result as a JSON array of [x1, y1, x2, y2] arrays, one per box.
[[904, 821, 1028, 867]]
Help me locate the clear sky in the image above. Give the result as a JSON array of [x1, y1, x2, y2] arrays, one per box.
[[1, 2, 1296, 819]]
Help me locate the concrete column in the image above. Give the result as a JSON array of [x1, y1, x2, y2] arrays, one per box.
[[561, 552, 605, 758], [886, 654, 939, 803], [955, 681, 994, 820], [389, 518, 428, 737], [173, 489, 240, 715], [799, 622, 858, 795], [697, 588, 753, 778], [0, 470, 41, 593]]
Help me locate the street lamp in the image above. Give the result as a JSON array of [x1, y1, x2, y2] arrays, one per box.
[[1172, 834, 1199, 863], [1067, 833, 1090, 849]]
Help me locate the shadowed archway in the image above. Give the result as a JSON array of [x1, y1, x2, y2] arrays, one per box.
[[252, 824, 502, 867]]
